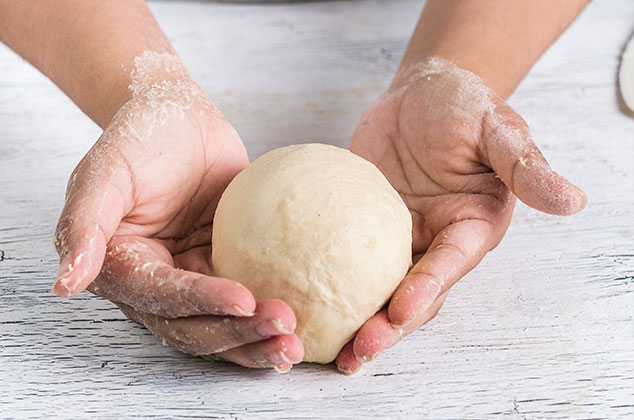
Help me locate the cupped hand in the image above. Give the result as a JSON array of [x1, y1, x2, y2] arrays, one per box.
[[52, 53, 303, 371], [336, 59, 585, 374]]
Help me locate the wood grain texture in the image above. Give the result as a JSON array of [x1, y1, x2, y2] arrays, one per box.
[[1, 0, 633, 418]]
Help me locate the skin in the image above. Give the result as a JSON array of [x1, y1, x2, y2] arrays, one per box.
[[0, 0, 303, 371], [336, 0, 588, 374], [0, 0, 587, 373]]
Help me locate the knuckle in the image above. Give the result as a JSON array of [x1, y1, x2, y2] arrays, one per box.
[[156, 322, 209, 356], [164, 336, 204, 356], [162, 319, 239, 356], [221, 320, 251, 348]]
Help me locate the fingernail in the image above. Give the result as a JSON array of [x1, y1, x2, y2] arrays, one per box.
[[51, 277, 72, 297], [227, 304, 255, 317], [256, 319, 292, 336], [270, 351, 288, 365], [577, 187, 588, 210], [278, 350, 294, 364], [52, 270, 74, 297], [389, 322, 407, 336], [355, 352, 378, 364], [338, 365, 362, 375], [274, 364, 292, 373], [52, 252, 87, 297], [270, 350, 299, 365], [389, 321, 406, 330], [271, 319, 293, 334]]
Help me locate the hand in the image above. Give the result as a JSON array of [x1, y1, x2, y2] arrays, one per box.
[[336, 59, 585, 373], [52, 54, 303, 371]]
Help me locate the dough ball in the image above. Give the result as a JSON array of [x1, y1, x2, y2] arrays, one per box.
[[211, 144, 412, 363]]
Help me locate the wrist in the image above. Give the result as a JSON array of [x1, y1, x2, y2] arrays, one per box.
[[395, 0, 588, 99], [391, 56, 457, 90], [106, 51, 214, 128], [392, 54, 517, 99]]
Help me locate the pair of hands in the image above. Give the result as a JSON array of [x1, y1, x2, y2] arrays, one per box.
[[52, 59, 585, 374]]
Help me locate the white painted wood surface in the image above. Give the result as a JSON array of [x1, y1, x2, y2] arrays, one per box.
[[1, 1, 633, 418]]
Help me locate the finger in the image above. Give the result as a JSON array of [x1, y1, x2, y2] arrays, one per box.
[[481, 97, 586, 216], [52, 142, 133, 297], [117, 299, 296, 356], [89, 237, 257, 317], [351, 291, 448, 364], [335, 340, 362, 375], [388, 218, 495, 328], [215, 334, 304, 371]]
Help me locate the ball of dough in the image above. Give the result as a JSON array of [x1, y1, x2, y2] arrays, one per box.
[[211, 144, 412, 363]]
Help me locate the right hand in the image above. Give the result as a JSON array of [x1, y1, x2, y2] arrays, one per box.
[[336, 59, 585, 373], [52, 55, 303, 372]]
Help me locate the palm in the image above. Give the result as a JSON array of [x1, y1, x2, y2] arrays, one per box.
[[104, 108, 248, 278], [54, 93, 304, 369], [350, 73, 513, 261], [338, 69, 584, 372], [54, 93, 249, 313]]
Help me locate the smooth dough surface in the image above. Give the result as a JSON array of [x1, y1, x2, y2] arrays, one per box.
[[211, 144, 412, 363]]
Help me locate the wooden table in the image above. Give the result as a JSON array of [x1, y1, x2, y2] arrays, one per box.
[[1, 1, 633, 418]]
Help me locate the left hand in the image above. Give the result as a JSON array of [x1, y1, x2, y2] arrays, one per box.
[[336, 60, 586, 374], [52, 60, 304, 371]]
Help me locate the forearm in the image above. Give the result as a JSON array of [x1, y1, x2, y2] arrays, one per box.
[[0, 0, 175, 128], [395, 0, 588, 98]]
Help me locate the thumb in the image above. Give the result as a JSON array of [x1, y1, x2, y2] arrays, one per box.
[[481, 98, 586, 216], [52, 147, 131, 297]]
